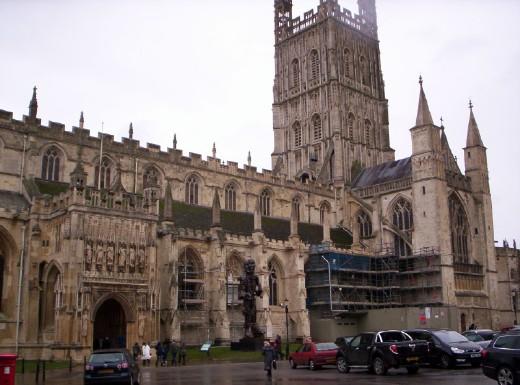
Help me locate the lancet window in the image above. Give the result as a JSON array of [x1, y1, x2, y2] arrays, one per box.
[[392, 198, 413, 256], [41, 146, 61, 181], [185, 175, 200, 205], [312, 114, 322, 141], [94, 157, 113, 189], [358, 211, 373, 238], [260, 189, 272, 217], [449, 195, 470, 263]]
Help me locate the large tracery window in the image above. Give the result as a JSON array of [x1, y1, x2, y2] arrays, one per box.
[[185, 175, 200, 205], [94, 157, 113, 189], [226, 254, 242, 307], [360, 56, 369, 86], [143, 167, 160, 189], [449, 195, 470, 263], [293, 122, 302, 148], [268, 260, 281, 306], [292, 197, 301, 222], [291, 59, 300, 88], [319, 201, 331, 225], [392, 198, 413, 256], [41, 146, 61, 181], [364, 119, 372, 146], [347, 113, 355, 140], [224, 183, 237, 211], [178, 247, 204, 310], [260, 189, 272, 217], [310, 49, 320, 81], [358, 211, 373, 238], [312, 114, 322, 141]]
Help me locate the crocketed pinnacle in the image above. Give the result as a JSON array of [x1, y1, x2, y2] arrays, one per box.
[[415, 76, 433, 126], [466, 101, 484, 147], [29, 86, 38, 118]]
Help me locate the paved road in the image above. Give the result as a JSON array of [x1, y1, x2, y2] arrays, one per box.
[[17, 361, 497, 385]]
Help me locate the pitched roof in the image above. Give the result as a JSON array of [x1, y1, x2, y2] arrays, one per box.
[[0, 190, 29, 211], [352, 157, 412, 189]]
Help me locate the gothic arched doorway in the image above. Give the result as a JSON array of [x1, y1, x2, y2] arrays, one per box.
[[93, 299, 127, 350]]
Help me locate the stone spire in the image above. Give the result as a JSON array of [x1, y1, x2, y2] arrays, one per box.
[[247, 151, 251, 167], [415, 76, 433, 126], [211, 188, 221, 227], [129, 122, 133, 139], [173, 134, 177, 149], [212, 142, 216, 158], [29, 86, 38, 119], [79, 111, 84, 129], [466, 100, 484, 147]]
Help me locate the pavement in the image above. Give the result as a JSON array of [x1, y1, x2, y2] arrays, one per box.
[[16, 361, 497, 385]]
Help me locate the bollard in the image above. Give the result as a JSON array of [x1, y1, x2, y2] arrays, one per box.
[[21, 358, 25, 374], [35, 359, 40, 383], [42, 360, 46, 382]]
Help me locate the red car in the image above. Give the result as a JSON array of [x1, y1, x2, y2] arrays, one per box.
[[289, 342, 338, 370]]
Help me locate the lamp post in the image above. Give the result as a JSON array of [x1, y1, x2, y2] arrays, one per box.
[[281, 299, 289, 360], [320, 255, 332, 312]]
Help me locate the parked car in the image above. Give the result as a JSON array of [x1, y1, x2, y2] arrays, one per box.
[[463, 329, 497, 349], [405, 328, 482, 368], [289, 342, 338, 370], [336, 330, 429, 375], [334, 336, 353, 349], [84, 349, 141, 385], [482, 329, 520, 385]]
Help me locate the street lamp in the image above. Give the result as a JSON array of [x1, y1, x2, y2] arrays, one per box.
[[320, 255, 332, 312], [280, 298, 289, 360]]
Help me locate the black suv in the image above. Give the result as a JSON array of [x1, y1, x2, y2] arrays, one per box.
[[482, 330, 520, 385], [84, 349, 141, 385], [405, 328, 482, 368]]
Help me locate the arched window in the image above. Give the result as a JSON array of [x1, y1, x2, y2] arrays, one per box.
[[178, 247, 204, 310], [319, 201, 331, 225], [260, 189, 272, 217], [312, 114, 322, 141], [358, 211, 372, 238], [41, 146, 61, 181], [347, 113, 355, 140], [310, 49, 320, 81], [359, 56, 369, 86], [224, 183, 237, 211], [291, 59, 300, 88], [292, 197, 301, 222], [449, 195, 469, 263], [94, 157, 113, 189], [268, 260, 280, 306], [293, 122, 302, 148], [226, 254, 242, 307], [185, 175, 200, 205], [392, 198, 413, 256], [54, 272, 63, 310], [44, 266, 61, 330], [364, 119, 372, 146], [344, 48, 352, 78], [143, 167, 160, 189]]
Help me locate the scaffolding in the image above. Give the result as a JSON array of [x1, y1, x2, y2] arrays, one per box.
[[306, 244, 442, 318]]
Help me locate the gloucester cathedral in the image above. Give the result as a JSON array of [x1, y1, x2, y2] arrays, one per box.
[[0, 0, 517, 359]]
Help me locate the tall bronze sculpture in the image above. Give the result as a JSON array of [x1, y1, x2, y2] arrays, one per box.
[[238, 259, 263, 338]]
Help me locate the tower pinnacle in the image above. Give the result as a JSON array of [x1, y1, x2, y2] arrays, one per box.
[[129, 122, 133, 139], [29, 86, 38, 118], [415, 76, 433, 126], [79, 111, 84, 129], [466, 102, 484, 147]]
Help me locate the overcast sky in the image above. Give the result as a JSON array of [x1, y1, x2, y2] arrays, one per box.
[[0, 0, 518, 244]]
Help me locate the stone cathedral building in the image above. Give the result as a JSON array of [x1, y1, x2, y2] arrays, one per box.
[[0, 0, 515, 359]]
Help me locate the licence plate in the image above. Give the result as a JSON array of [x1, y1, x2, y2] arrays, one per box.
[[406, 357, 419, 362], [98, 369, 114, 374], [470, 354, 481, 358]]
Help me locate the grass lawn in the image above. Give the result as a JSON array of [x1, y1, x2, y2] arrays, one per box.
[[16, 359, 71, 374]]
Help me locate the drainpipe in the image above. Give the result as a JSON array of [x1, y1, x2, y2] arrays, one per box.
[[19, 135, 27, 193], [15, 225, 26, 355]]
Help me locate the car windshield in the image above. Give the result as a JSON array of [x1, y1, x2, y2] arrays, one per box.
[[466, 334, 484, 342], [89, 353, 124, 363], [433, 331, 467, 343], [316, 343, 337, 351], [379, 332, 410, 342]]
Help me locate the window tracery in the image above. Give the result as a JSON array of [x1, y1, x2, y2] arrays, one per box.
[[260, 189, 272, 217], [225, 183, 237, 211], [392, 198, 413, 256], [449, 195, 469, 263], [358, 211, 372, 238], [312, 114, 322, 141], [185, 175, 200, 205], [41, 146, 61, 181], [310, 49, 320, 81]]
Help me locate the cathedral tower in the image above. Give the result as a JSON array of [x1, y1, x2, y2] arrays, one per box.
[[271, 0, 394, 185]]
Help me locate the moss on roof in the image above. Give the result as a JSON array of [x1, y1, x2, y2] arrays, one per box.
[[262, 216, 290, 241], [298, 222, 324, 244], [172, 200, 212, 230], [330, 228, 353, 248], [222, 210, 253, 235], [34, 179, 69, 196]]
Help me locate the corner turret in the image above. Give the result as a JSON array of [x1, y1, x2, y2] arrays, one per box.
[[274, 0, 292, 43]]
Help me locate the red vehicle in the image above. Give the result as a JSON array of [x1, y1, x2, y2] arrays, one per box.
[[289, 342, 338, 370]]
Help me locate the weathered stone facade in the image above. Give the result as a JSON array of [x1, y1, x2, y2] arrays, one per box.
[[0, 0, 510, 359]]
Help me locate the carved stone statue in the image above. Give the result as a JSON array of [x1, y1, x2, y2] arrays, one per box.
[[137, 247, 145, 273], [85, 241, 93, 270], [118, 245, 126, 273], [95, 242, 105, 271], [129, 247, 136, 272], [238, 259, 263, 338], [106, 244, 114, 272]]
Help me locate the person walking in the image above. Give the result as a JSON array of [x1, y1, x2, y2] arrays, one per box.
[[170, 340, 178, 366], [262, 340, 276, 377], [274, 335, 283, 360], [132, 342, 141, 361], [142, 342, 151, 367], [178, 342, 187, 366], [155, 341, 163, 367]]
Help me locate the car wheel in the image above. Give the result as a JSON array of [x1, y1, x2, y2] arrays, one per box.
[[372, 357, 387, 375], [440, 353, 453, 369], [289, 358, 297, 369], [336, 356, 349, 373], [308, 360, 316, 371], [406, 365, 419, 374], [497, 366, 515, 385]]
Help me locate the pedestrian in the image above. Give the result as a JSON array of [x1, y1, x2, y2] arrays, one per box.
[[132, 342, 141, 361], [262, 340, 276, 377], [142, 342, 151, 367], [178, 341, 187, 366], [155, 341, 162, 367], [170, 340, 178, 366], [274, 335, 283, 360]]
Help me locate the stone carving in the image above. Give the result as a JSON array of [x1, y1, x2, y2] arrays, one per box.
[[106, 243, 114, 272], [238, 259, 263, 338], [118, 244, 126, 272], [128, 246, 136, 272], [81, 312, 89, 337], [95, 242, 104, 271], [85, 241, 93, 270], [137, 247, 145, 273], [138, 312, 145, 337]]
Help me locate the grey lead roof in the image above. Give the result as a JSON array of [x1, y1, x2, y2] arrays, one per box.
[[351, 157, 412, 189], [0, 190, 29, 211]]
